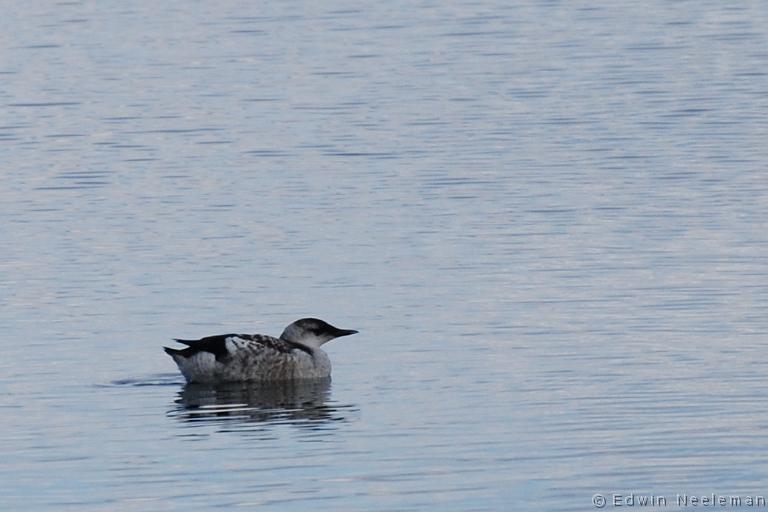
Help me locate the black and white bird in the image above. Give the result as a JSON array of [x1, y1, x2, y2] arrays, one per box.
[[164, 318, 358, 384]]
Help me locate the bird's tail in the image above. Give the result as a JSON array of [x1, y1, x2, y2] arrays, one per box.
[[172, 339, 199, 346], [163, 346, 184, 357]]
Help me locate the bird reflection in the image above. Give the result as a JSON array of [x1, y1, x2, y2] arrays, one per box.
[[168, 378, 355, 431]]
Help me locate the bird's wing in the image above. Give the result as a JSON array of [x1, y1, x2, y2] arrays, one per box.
[[170, 333, 311, 362], [238, 334, 314, 356], [173, 334, 239, 346], [170, 334, 238, 360]]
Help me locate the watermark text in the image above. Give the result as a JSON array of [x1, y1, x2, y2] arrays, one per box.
[[592, 493, 767, 508]]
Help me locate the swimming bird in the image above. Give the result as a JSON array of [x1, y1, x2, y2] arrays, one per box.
[[164, 318, 358, 384]]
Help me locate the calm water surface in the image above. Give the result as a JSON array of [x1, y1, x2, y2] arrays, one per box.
[[2, 2, 767, 511]]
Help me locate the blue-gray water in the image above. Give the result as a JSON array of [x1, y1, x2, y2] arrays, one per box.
[[2, 2, 767, 511]]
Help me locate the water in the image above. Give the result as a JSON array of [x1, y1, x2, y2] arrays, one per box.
[[2, 1, 767, 510]]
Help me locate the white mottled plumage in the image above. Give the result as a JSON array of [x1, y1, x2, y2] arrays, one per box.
[[164, 318, 358, 384]]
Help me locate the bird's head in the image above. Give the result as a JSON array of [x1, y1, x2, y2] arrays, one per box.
[[280, 318, 358, 348]]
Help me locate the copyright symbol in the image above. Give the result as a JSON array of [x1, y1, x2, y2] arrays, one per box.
[[593, 494, 606, 508]]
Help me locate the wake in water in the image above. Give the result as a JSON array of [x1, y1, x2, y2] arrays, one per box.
[[105, 373, 186, 387], [102, 375, 359, 430]]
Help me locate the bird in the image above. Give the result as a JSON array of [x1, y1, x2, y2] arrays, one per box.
[[164, 318, 358, 384]]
